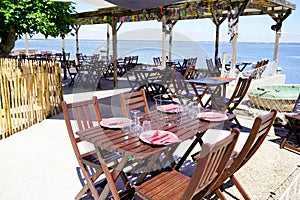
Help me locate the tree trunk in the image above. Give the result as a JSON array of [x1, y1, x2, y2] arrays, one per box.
[[0, 25, 16, 58]]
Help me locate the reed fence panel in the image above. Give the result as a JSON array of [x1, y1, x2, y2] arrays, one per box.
[[0, 58, 63, 139]]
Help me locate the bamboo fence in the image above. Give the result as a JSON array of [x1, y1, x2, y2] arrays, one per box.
[[0, 58, 63, 139]]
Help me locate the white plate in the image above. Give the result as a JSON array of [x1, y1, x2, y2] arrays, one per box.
[[157, 104, 183, 113], [198, 112, 228, 122], [139, 130, 180, 145], [100, 117, 131, 129]]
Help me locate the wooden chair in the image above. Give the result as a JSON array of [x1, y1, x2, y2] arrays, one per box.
[[211, 77, 252, 128], [66, 60, 80, 86], [134, 128, 240, 200], [183, 65, 196, 80], [206, 58, 221, 77], [280, 93, 300, 152], [153, 57, 162, 66], [119, 89, 150, 118], [137, 83, 169, 102], [62, 96, 122, 200], [202, 110, 277, 200], [168, 70, 197, 102]]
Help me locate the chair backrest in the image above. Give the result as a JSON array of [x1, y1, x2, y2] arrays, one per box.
[[206, 58, 221, 77], [62, 96, 102, 161], [123, 56, 131, 64], [153, 57, 162, 66], [211, 110, 277, 192], [293, 93, 300, 113], [76, 53, 85, 65], [170, 71, 191, 96], [227, 77, 252, 112], [131, 56, 139, 64], [119, 89, 150, 118], [183, 65, 196, 80], [183, 128, 240, 199]]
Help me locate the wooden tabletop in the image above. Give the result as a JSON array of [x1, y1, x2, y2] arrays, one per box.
[[77, 110, 235, 160]]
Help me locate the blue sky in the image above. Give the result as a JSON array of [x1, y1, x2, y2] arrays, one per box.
[[45, 0, 300, 43]]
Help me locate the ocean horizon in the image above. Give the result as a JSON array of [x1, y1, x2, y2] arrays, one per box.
[[14, 39, 300, 84]]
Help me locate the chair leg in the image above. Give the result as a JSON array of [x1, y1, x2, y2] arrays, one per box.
[[76, 165, 101, 200], [233, 117, 243, 129], [280, 130, 291, 149], [230, 175, 251, 200], [215, 188, 227, 200]]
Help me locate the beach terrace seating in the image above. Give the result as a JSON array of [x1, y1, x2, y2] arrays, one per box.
[[206, 58, 221, 77], [192, 110, 277, 199], [153, 57, 162, 66], [280, 93, 300, 152], [242, 59, 269, 79], [62, 96, 124, 200], [119, 89, 150, 118], [134, 129, 240, 200], [211, 77, 253, 128]]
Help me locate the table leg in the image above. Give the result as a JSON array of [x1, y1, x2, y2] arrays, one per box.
[[95, 147, 129, 200], [174, 134, 203, 171], [135, 152, 162, 185]]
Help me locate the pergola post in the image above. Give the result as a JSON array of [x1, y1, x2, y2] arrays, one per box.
[[106, 24, 110, 61], [62, 38, 67, 80], [74, 25, 80, 55], [270, 9, 292, 75], [228, 0, 250, 77], [211, 8, 226, 62], [167, 20, 177, 61], [111, 20, 118, 88], [273, 28, 281, 75], [162, 15, 166, 66]]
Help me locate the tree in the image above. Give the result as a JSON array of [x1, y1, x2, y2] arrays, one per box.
[[0, 0, 76, 57]]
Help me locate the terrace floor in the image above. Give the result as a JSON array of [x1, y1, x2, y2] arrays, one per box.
[[0, 77, 299, 200]]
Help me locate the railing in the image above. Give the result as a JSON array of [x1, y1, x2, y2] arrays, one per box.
[[0, 58, 63, 139]]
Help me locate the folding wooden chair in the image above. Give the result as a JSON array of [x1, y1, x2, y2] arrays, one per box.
[[66, 60, 80, 86], [62, 96, 122, 200], [199, 110, 277, 200], [168, 70, 197, 101], [183, 65, 196, 80], [280, 93, 300, 152], [153, 57, 162, 66], [211, 77, 252, 128], [119, 89, 150, 118], [134, 128, 240, 200], [206, 58, 221, 77]]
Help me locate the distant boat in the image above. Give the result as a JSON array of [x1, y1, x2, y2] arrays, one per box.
[[100, 45, 106, 53], [90, 43, 107, 55]]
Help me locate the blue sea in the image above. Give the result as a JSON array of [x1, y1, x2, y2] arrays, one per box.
[[14, 39, 300, 84]]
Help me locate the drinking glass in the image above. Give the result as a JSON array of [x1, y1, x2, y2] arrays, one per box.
[[130, 110, 143, 135], [142, 120, 151, 132], [186, 101, 201, 119]]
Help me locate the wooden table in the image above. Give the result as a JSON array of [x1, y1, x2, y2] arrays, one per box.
[[126, 66, 170, 91], [77, 110, 236, 200], [186, 77, 233, 107], [281, 114, 300, 153]]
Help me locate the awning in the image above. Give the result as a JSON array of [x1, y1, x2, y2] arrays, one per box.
[[79, 0, 184, 10], [104, 0, 183, 10]]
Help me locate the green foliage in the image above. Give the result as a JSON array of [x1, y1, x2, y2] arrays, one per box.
[[0, 0, 76, 39]]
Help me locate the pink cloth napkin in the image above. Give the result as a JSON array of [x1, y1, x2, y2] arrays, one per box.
[[145, 130, 180, 145], [102, 118, 123, 126], [199, 112, 227, 120], [160, 104, 179, 112]]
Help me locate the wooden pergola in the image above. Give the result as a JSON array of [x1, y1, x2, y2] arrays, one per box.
[[73, 0, 296, 86]]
